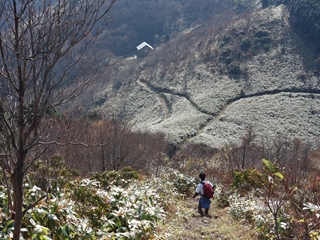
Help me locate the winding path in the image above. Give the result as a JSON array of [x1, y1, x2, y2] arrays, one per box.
[[137, 78, 320, 146]]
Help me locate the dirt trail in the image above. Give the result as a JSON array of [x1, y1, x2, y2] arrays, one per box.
[[137, 79, 171, 119], [159, 197, 257, 239]]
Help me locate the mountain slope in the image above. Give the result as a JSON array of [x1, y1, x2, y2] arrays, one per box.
[[92, 5, 320, 150]]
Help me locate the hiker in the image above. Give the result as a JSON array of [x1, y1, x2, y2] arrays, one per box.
[[192, 172, 214, 217]]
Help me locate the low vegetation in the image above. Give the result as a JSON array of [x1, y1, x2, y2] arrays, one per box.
[[1, 120, 319, 239]]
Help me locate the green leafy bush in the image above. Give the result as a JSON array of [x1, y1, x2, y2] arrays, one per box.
[[28, 155, 79, 192], [166, 169, 196, 197], [214, 186, 230, 208], [232, 168, 266, 192], [0, 168, 169, 239], [90, 166, 139, 189]]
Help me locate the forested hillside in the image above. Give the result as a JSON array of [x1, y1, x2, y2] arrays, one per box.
[[87, 0, 320, 57], [273, 0, 320, 51], [92, 0, 238, 56]]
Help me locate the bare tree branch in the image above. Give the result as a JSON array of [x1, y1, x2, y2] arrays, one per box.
[[0, 0, 117, 238]]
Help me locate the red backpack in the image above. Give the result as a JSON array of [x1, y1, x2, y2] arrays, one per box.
[[201, 181, 214, 198]]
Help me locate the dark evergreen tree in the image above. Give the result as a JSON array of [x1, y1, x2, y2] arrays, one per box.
[[272, 0, 320, 52], [262, 0, 269, 8]]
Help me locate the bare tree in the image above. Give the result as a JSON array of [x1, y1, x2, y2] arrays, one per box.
[[240, 124, 257, 169], [102, 119, 140, 171], [219, 125, 259, 172], [0, 0, 116, 238]]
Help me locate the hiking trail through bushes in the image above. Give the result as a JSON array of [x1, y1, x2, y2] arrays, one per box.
[[158, 197, 258, 239]]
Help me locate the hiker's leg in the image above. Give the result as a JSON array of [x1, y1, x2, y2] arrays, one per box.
[[204, 208, 209, 216], [198, 200, 204, 216], [204, 208, 212, 218]]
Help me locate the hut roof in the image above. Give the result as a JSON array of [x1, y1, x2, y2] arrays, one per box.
[[136, 42, 154, 51]]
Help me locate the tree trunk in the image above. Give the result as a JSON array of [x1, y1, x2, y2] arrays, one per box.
[[12, 163, 24, 240], [273, 212, 280, 240]]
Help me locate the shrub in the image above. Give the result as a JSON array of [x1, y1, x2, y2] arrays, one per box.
[[214, 185, 230, 208], [168, 169, 196, 197], [90, 166, 140, 189], [253, 30, 268, 38], [27, 155, 79, 192], [232, 168, 266, 192], [228, 192, 257, 220], [0, 170, 169, 239], [228, 63, 241, 75], [240, 38, 251, 51]]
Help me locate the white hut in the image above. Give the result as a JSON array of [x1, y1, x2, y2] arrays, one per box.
[[136, 42, 154, 57]]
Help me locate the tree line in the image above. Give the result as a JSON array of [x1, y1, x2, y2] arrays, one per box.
[[93, 0, 237, 56], [264, 0, 320, 51]]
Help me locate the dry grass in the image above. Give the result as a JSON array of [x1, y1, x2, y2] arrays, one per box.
[[156, 197, 258, 240]]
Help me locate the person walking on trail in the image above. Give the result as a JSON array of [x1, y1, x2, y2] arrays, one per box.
[[192, 172, 215, 217]]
